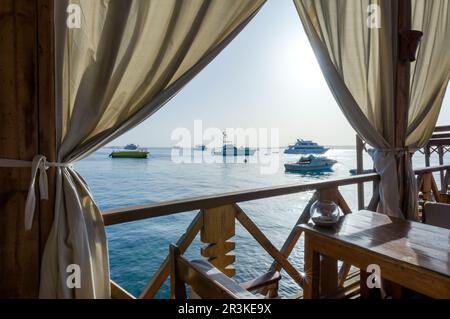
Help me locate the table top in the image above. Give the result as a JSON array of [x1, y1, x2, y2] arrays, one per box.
[[299, 210, 450, 279]]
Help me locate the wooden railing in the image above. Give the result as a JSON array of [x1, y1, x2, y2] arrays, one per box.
[[103, 165, 450, 299], [422, 126, 450, 185]]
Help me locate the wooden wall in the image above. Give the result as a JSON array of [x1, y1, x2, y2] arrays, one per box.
[[0, 0, 55, 298]]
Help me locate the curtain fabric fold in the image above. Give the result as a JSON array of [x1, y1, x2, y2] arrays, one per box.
[[294, 0, 450, 219], [40, 0, 265, 298]]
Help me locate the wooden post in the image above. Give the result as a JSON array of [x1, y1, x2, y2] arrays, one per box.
[[201, 205, 236, 277], [424, 145, 431, 167], [438, 146, 445, 190], [356, 135, 365, 210], [395, 0, 412, 217], [317, 189, 339, 296], [0, 0, 56, 298]]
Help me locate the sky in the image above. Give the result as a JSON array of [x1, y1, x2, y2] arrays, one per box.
[[111, 0, 450, 148]]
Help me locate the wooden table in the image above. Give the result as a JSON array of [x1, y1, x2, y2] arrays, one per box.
[[300, 210, 450, 299]]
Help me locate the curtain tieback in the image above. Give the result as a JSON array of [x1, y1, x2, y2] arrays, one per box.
[[0, 155, 72, 230]]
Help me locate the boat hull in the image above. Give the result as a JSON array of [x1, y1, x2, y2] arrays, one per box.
[[284, 148, 329, 154], [110, 151, 149, 158], [284, 162, 336, 172]]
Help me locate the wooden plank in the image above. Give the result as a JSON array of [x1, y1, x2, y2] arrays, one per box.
[[320, 256, 338, 297], [234, 204, 305, 288], [201, 205, 236, 277], [421, 173, 433, 201], [303, 234, 320, 299], [102, 174, 380, 226], [172, 252, 246, 299], [428, 138, 450, 147], [338, 263, 352, 288], [111, 280, 135, 299], [432, 133, 450, 139], [356, 135, 365, 209], [433, 126, 450, 133], [0, 0, 40, 298], [139, 212, 203, 299], [367, 182, 380, 211], [414, 165, 450, 175], [430, 174, 442, 203], [169, 245, 187, 299]]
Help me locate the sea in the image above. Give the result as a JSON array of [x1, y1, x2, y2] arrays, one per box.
[[74, 147, 447, 298]]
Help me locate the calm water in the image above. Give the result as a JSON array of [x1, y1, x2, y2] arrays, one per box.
[[75, 147, 446, 298]]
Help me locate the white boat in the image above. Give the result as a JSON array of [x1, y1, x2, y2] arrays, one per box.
[[214, 144, 256, 156], [284, 139, 329, 154], [284, 155, 337, 172], [213, 131, 256, 156]]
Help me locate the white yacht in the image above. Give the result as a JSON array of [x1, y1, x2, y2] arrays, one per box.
[[284, 155, 337, 173], [284, 139, 329, 154], [214, 131, 256, 156]]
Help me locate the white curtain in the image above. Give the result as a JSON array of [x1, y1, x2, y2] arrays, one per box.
[[294, 0, 450, 219], [39, 0, 265, 298]]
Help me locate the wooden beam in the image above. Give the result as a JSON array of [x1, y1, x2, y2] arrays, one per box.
[[433, 126, 450, 133], [432, 133, 450, 139], [111, 280, 135, 299], [36, 0, 56, 258], [428, 138, 450, 147], [395, 0, 412, 216], [356, 135, 365, 209], [103, 174, 380, 226], [234, 204, 305, 288], [0, 0, 40, 298]]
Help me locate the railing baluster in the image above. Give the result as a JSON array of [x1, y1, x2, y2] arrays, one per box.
[[269, 192, 318, 274], [201, 205, 236, 277], [367, 181, 380, 211], [443, 169, 450, 194], [234, 204, 306, 288], [140, 211, 203, 299]]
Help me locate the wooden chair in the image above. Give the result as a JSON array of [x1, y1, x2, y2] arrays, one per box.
[[169, 244, 280, 299], [423, 202, 450, 229]]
